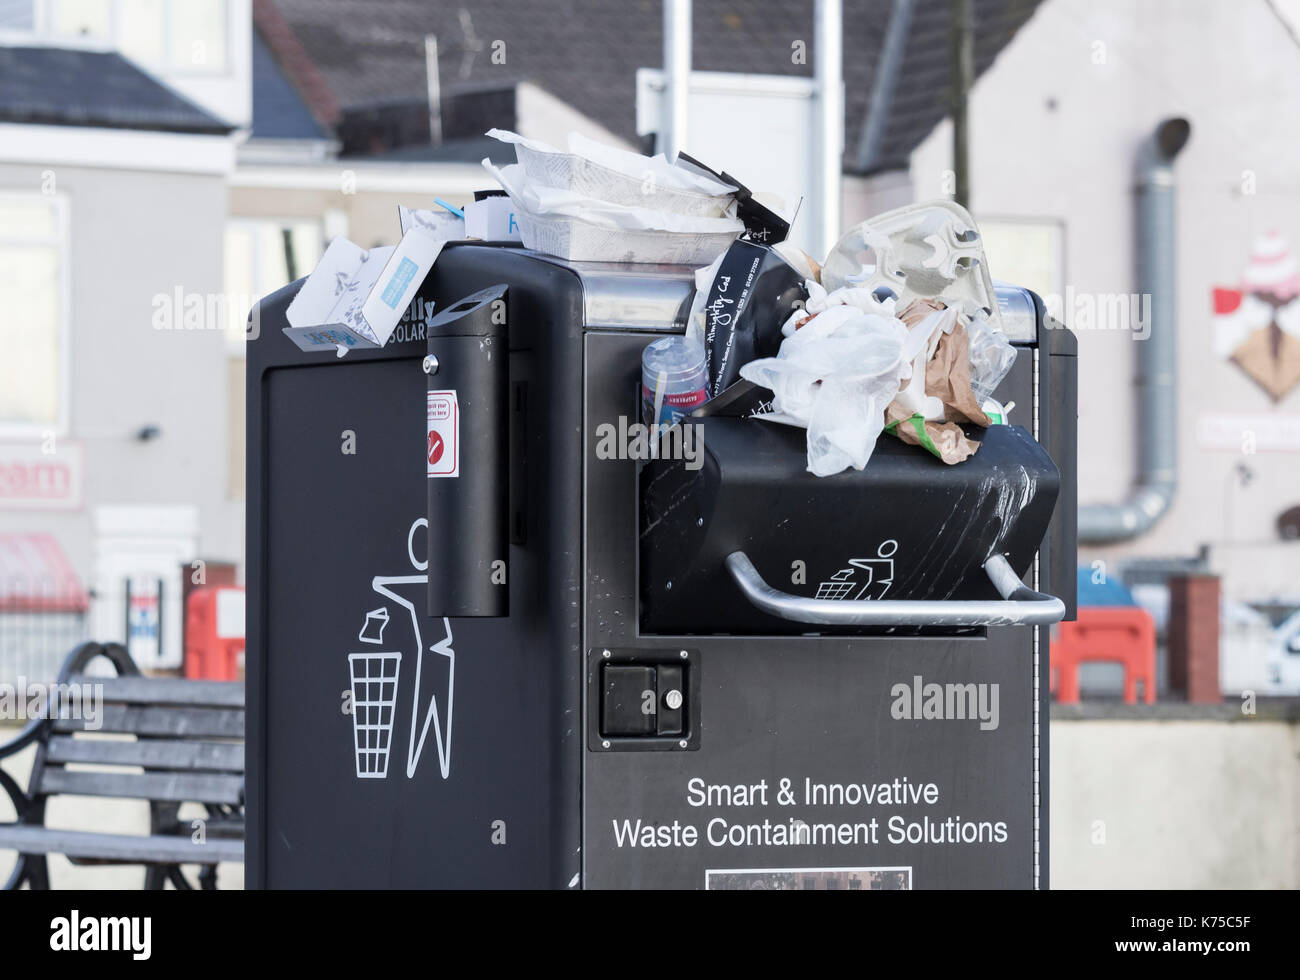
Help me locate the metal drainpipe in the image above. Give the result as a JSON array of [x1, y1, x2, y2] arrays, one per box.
[[1078, 117, 1191, 543]]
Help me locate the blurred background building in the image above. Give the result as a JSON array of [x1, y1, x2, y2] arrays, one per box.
[[0, 0, 1297, 887]]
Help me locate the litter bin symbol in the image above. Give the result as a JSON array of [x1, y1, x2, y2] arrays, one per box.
[[347, 651, 402, 778], [343, 518, 456, 783], [359, 606, 390, 644], [814, 540, 898, 601]]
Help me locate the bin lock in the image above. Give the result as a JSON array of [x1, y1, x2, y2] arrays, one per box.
[[425, 283, 510, 618], [724, 552, 1065, 628]]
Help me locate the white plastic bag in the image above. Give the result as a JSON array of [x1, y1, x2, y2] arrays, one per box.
[[893, 306, 959, 420], [740, 307, 911, 477], [779, 279, 896, 338]]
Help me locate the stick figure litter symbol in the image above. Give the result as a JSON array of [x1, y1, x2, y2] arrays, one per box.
[[346, 518, 455, 782], [814, 539, 899, 601]]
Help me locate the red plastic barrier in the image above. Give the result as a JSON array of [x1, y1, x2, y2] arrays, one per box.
[[184, 586, 245, 681], [1050, 607, 1157, 704]]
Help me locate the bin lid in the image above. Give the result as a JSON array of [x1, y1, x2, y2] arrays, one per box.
[[0, 533, 89, 613]]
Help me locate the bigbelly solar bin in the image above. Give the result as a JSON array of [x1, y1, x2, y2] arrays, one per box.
[[245, 242, 1077, 889]]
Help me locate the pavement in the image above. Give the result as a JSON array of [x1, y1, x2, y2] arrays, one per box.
[[0, 734, 243, 890]]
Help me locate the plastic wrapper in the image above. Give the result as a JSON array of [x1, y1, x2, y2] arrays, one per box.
[[966, 312, 1019, 403], [821, 200, 1005, 334], [486, 128, 736, 216], [739, 306, 910, 477], [398, 205, 465, 239]]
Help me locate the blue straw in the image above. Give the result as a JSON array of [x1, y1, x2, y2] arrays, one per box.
[[434, 198, 465, 219]]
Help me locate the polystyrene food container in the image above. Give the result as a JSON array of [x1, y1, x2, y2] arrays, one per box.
[[514, 205, 741, 265], [514, 141, 733, 218]]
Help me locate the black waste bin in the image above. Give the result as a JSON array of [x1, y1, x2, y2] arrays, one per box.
[[245, 242, 1076, 889]]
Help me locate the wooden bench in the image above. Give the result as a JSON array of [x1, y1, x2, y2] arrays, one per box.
[[0, 641, 244, 889]]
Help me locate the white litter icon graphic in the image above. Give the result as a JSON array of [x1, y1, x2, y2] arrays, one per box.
[[358, 606, 390, 645], [347, 651, 402, 778], [814, 540, 899, 601], [344, 518, 456, 782]]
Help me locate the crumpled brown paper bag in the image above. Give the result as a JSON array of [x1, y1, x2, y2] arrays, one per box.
[[886, 299, 992, 463], [884, 401, 980, 464]]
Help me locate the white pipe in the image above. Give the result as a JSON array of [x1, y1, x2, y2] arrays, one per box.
[[663, 0, 692, 159], [814, 0, 843, 259]]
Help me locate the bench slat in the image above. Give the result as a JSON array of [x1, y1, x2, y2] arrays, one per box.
[[0, 824, 242, 864], [52, 704, 244, 738], [39, 768, 243, 806], [66, 675, 244, 708], [46, 736, 243, 773]]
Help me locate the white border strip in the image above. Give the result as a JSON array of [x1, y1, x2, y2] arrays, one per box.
[[0, 123, 235, 175]]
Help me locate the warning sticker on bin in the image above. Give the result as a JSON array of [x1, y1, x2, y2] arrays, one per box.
[[427, 390, 459, 478]]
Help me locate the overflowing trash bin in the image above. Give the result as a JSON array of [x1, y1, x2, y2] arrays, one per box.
[[245, 132, 1076, 889]]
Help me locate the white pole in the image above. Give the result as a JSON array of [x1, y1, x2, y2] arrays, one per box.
[[425, 35, 442, 145], [814, 0, 843, 259], [663, 0, 692, 159]]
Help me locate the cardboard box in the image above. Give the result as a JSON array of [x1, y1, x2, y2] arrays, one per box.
[[464, 195, 521, 241], [399, 205, 465, 239], [284, 229, 445, 352]]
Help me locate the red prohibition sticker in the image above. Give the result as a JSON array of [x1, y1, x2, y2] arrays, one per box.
[[427, 390, 459, 478]]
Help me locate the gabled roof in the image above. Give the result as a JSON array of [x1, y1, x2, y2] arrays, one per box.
[[269, 0, 1042, 172], [0, 46, 232, 134]]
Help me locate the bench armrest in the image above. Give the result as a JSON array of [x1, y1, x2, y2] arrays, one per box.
[[56, 641, 137, 685], [0, 717, 46, 761], [0, 639, 120, 762], [0, 718, 44, 819], [0, 762, 34, 820]]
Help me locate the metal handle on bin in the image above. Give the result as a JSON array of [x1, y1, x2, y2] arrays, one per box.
[[724, 551, 1066, 627]]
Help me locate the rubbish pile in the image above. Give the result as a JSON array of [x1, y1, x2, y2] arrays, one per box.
[[285, 127, 1017, 477], [683, 200, 1017, 476]]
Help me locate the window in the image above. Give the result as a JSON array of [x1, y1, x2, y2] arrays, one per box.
[[162, 0, 225, 72], [1, 1, 229, 74], [117, 0, 165, 65], [0, 0, 36, 28], [223, 218, 323, 497], [223, 219, 322, 343], [49, 0, 110, 38], [0, 193, 67, 433], [977, 218, 1065, 302]]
